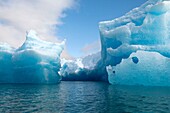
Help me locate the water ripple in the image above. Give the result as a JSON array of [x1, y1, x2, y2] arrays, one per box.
[[0, 82, 170, 113]]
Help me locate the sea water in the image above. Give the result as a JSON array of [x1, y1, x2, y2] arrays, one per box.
[[0, 82, 170, 113]]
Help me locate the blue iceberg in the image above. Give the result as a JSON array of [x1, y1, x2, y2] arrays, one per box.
[[1, 0, 170, 86], [0, 43, 14, 83], [99, 0, 170, 86], [0, 30, 64, 83], [60, 52, 103, 81]]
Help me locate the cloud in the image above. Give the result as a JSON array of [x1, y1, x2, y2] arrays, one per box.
[[0, 0, 76, 47], [60, 47, 75, 60], [81, 39, 101, 55]]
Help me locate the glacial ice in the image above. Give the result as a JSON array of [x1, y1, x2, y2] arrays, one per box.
[[106, 51, 170, 86], [60, 52, 103, 81], [1, 0, 170, 86], [0, 30, 64, 83], [60, 58, 84, 77], [0, 43, 14, 83], [99, 0, 170, 86]]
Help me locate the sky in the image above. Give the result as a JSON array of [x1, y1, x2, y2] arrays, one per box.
[[58, 0, 147, 58], [0, 0, 147, 59]]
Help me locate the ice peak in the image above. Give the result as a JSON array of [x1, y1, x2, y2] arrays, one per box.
[[26, 30, 37, 35], [149, 0, 170, 15], [26, 30, 39, 40]]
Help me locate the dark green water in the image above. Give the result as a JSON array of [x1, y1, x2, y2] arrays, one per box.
[[0, 82, 170, 113]]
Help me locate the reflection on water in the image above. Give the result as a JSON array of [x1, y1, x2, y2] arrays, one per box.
[[0, 82, 170, 113]]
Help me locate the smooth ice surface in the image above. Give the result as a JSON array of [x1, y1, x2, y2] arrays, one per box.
[[107, 51, 170, 86], [0, 30, 64, 83], [0, 43, 14, 83], [99, 0, 170, 86]]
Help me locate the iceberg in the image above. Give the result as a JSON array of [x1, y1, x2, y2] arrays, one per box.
[[1, 0, 170, 86], [99, 0, 170, 86], [106, 51, 170, 86], [60, 52, 104, 81], [0, 43, 14, 83], [0, 30, 64, 83], [60, 58, 84, 77]]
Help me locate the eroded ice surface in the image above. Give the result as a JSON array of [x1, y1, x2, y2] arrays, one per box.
[[99, 0, 170, 86], [0, 30, 64, 83], [60, 52, 102, 81]]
